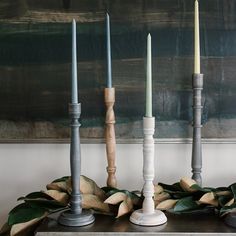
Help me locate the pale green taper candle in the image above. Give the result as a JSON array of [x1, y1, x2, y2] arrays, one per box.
[[146, 33, 152, 117]]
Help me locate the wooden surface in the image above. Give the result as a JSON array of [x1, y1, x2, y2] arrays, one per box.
[[36, 212, 236, 236], [0, 0, 236, 142]]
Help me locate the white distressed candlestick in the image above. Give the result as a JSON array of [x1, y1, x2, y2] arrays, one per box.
[[129, 117, 167, 226]]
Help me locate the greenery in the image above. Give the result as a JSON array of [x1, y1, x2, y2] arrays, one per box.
[[1, 176, 236, 236]]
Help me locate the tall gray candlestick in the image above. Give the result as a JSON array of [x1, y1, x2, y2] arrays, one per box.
[[72, 19, 78, 103], [191, 73, 203, 186], [106, 13, 112, 88], [58, 20, 95, 227]]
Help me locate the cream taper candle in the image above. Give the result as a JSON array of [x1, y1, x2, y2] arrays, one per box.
[[194, 0, 200, 74]]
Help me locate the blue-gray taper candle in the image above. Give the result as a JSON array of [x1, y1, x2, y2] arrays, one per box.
[[72, 19, 78, 103], [106, 13, 112, 88]]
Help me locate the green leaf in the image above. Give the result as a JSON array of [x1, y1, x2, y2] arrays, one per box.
[[220, 202, 236, 216], [106, 189, 141, 202], [215, 187, 230, 192], [172, 182, 184, 191], [171, 191, 193, 199], [174, 196, 200, 212], [8, 203, 46, 226], [190, 184, 212, 193], [230, 183, 236, 199], [18, 192, 54, 201], [218, 195, 233, 207], [25, 199, 67, 211], [101, 186, 118, 193], [52, 176, 69, 183], [159, 182, 183, 192], [158, 182, 194, 199]]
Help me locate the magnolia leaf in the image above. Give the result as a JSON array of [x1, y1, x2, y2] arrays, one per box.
[[0, 222, 11, 235], [66, 176, 106, 200], [122, 191, 141, 206], [174, 196, 199, 212], [156, 199, 178, 210], [154, 192, 171, 206], [154, 185, 164, 195], [65, 177, 72, 194], [216, 187, 230, 192], [180, 177, 198, 193], [116, 197, 133, 218], [101, 187, 118, 194], [43, 190, 69, 205], [18, 192, 54, 201], [81, 175, 106, 200], [215, 191, 231, 197], [104, 192, 127, 205], [199, 192, 218, 207], [230, 183, 236, 200], [190, 185, 208, 192], [171, 191, 192, 199], [46, 181, 68, 193], [159, 182, 182, 192], [82, 194, 110, 213], [24, 199, 67, 211], [52, 176, 69, 183], [10, 213, 47, 236], [8, 203, 46, 226], [225, 198, 234, 207], [220, 202, 236, 217], [104, 189, 121, 198], [218, 195, 233, 207]]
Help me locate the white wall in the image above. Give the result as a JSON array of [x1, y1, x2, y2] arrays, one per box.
[[0, 143, 236, 226]]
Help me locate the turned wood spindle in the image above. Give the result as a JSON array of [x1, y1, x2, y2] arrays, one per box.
[[129, 117, 167, 226], [105, 87, 117, 188], [191, 73, 203, 186]]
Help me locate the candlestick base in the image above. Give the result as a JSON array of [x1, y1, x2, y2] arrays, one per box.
[[58, 209, 95, 227], [130, 209, 167, 226]]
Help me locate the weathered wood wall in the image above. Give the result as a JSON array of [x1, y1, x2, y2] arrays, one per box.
[[0, 0, 235, 141]]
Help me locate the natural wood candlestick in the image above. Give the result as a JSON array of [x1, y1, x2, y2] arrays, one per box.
[[104, 87, 117, 188], [130, 117, 167, 226]]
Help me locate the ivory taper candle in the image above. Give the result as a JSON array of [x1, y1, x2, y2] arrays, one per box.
[[194, 0, 200, 74], [106, 13, 112, 88], [146, 33, 152, 117], [72, 19, 78, 103]]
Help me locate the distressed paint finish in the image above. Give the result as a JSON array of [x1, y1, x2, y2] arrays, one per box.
[[130, 117, 167, 226], [191, 73, 203, 185]]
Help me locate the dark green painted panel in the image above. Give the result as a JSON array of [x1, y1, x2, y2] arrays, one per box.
[[0, 0, 235, 141]]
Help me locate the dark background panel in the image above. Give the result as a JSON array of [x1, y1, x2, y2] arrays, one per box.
[[0, 0, 235, 141]]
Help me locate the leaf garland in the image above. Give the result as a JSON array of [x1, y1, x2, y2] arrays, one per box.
[[2, 176, 236, 236]]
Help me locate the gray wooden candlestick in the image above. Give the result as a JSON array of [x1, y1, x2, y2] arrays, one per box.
[[58, 103, 95, 226], [191, 73, 203, 186]]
